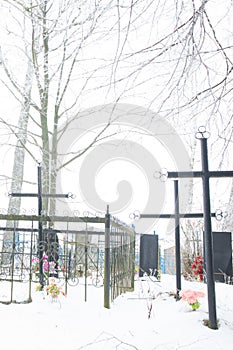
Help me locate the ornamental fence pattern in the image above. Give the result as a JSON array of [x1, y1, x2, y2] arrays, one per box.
[[0, 211, 135, 307]]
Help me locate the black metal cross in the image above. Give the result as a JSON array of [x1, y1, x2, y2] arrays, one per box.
[[166, 127, 233, 330], [138, 181, 216, 300], [134, 127, 232, 330], [9, 164, 72, 287]]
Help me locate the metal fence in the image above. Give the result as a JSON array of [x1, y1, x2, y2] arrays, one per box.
[[108, 216, 135, 303], [0, 211, 135, 307]]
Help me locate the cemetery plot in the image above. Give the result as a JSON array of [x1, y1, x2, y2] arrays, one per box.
[[0, 213, 135, 306]]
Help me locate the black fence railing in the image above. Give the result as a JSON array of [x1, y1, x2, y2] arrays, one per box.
[[0, 211, 135, 307]]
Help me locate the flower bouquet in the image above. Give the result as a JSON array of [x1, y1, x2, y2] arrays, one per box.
[[32, 254, 56, 279], [180, 289, 205, 311], [44, 278, 66, 302], [191, 255, 204, 281]]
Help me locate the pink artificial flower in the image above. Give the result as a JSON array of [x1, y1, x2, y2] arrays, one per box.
[[32, 257, 39, 263], [49, 261, 56, 273], [43, 260, 49, 272], [195, 291, 205, 298], [180, 289, 205, 304]]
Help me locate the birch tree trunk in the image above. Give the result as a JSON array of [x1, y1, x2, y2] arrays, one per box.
[[222, 184, 233, 232], [2, 60, 32, 261]]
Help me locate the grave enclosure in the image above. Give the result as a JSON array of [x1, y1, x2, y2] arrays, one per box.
[[0, 210, 135, 307]]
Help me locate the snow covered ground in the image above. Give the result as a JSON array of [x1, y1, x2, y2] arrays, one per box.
[[0, 274, 232, 349]]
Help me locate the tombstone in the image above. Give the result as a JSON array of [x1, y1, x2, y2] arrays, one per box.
[[139, 234, 158, 277], [212, 232, 232, 282], [43, 228, 60, 278], [203, 231, 232, 282]]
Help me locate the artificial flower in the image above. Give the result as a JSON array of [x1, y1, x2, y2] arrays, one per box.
[[180, 289, 205, 311]]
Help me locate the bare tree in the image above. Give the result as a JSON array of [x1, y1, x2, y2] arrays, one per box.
[[0, 0, 123, 217], [0, 0, 233, 232]]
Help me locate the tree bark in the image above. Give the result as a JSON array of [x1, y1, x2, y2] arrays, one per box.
[[2, 60, 32, 261]]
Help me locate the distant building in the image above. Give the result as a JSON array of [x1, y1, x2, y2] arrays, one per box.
[[164, 246, 176, 275]]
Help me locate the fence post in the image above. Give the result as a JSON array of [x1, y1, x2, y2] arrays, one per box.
[[37, 165, 44, 288], [104, 205, 111, 308], [174, 180, 181, 299]]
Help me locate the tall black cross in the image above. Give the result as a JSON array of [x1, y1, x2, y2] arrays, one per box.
[[10, 164, 72, 287], [167, 127, 233, 329], [135, 127, 232, 330]]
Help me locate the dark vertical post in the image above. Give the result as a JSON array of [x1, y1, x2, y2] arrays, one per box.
[[28, 220, 34, 302], [10, 221, 16, 303], [104, 205, 111, 308], [174, 180, 181, 299], [37, 164, 44, 288], [84, 227, 88, 302], [131, 234, 135, 291], [200, 137, 218, 329]]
